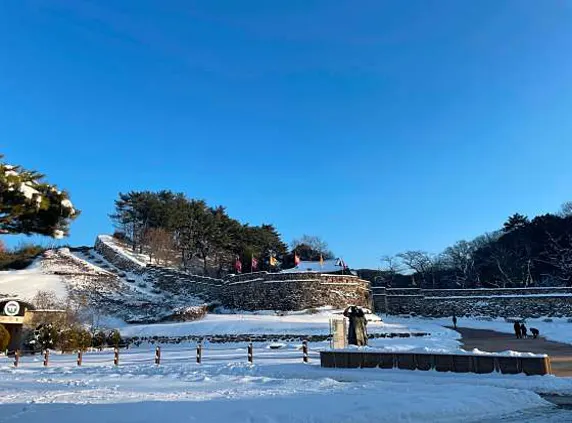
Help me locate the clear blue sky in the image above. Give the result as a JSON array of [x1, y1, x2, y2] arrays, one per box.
[[2, 1, 572, 268]]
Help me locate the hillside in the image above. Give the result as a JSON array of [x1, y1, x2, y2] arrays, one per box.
[[0, 236, 206, 324]]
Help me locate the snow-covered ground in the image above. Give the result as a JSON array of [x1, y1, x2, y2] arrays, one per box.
[[0, 260, 67, 300], [1, 342, 572, 423]]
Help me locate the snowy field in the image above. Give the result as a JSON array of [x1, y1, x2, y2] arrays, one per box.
[[0, 261, 67, 299], [2, 342, 572, 423]]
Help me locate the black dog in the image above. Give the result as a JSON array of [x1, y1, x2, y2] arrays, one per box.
[[530, 328, 539, 339]]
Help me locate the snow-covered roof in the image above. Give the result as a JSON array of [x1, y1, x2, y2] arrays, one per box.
[[281, 259, 347, 274]]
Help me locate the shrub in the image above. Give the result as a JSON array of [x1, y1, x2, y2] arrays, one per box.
[[112, 231, 127, 241], [92, 330, 107, 349], [108, 329, 122, 347], [34, 323, 59, 350], [58, 326, 93, 353], [0, 324, 10, 351], [0, 244, 46, 270]]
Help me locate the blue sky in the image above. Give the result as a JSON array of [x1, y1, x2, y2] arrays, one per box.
[[2, 1, 572, 268]]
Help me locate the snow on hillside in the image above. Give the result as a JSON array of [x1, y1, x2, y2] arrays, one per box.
[[0, 260, 67, 300], [0, 246, 204, 323]]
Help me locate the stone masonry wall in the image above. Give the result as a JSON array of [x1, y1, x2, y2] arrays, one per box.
[[145, 265, 223, 303], [222, 273, 372, 311], [373, 286, 572, 317], [94, 237, 146, 273], [94, 237, 371, 311]]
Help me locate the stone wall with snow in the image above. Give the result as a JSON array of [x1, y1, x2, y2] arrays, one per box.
[[222, 272, 372, 311], [94, 236, 146, 273], [145, 265, 223, 302], [373, 286, 572, 317]]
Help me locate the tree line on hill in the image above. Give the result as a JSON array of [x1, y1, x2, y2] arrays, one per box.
[[110, 191, 334, 276], [368, 204, 572, 289]]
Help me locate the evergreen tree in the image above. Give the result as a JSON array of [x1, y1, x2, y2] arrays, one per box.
[[0, 156, 78, 237], [503, 213, 529, 233]]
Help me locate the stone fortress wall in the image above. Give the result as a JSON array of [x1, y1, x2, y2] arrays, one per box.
[[373, 286, 572, 318], [96, 236, 572, 317], [94, 237, 372, 311]]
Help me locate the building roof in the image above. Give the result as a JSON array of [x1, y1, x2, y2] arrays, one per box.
[[281, 258, 347, 274]]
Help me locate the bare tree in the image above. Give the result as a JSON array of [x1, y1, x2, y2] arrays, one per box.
[[442, 240, 478, 288], [379, 255, 404, 286], [142, 227, 175, 265], [291, 235, 334, 259], [539, 231, 572, 286], [32, 290, 64, 309], [397, 250, 437, 288], [559, 201, 572, 218]]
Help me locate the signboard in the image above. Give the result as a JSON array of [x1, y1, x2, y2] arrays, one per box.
[[4, 300, 20, 316], [330, 317, 347, 350], [0, 315, 24, 324]]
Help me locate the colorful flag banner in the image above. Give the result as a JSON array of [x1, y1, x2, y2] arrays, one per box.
[[234, 257, 242, 273], [251, 255, 259, 271]]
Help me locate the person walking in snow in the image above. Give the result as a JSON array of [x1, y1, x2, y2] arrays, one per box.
[[513, 321, 522, 339], [520, 322, 528, 339], [452, 315, 457, 329]]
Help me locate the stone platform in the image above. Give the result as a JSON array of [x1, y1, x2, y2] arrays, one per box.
[[320, 350, 552, 376]]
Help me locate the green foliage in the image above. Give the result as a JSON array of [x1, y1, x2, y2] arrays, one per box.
[[34, 323, 59, 351], [0, 324, 10, 351], [503, 213, 530, 233], [0, 155, 79, 237], [110, 191, 289, 275], [92, 330, 107, 349], [108, 329, 122, 347], [58, 326, 92, 353]]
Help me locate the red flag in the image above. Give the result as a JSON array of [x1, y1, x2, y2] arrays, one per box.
[[234, 257, 242, 273], [251, 255, 259, 271], [294, 253, 301, 266]]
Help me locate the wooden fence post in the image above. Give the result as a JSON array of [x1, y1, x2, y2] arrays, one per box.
[[43, 349, 49, 367], [114, 347, 119, 366], [155, 346, 161, 365], [13, 350, 20, 367], [196, 343, 202, 364], [77, 351, 83, 366], [247, 343, 253, 364], [302, 340, 309, 363]]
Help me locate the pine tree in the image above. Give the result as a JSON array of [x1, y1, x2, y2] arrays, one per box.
[[0, 156, 78, 237], [503, 213, 530, 233]]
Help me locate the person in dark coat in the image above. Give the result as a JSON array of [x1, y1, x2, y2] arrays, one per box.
[[452, 315, 457, 329], [520, 322, 528, 339], [343, 306, 368, 346], [531, 328, 539, 339], [513, 321, 522, 339]]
